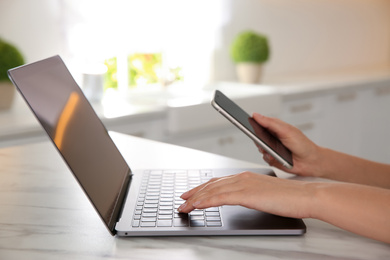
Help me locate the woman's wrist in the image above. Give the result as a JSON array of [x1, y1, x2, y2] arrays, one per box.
[[301, 182, 321, 219], [296, 144, 328, 179], [311, 146, 329, 178]]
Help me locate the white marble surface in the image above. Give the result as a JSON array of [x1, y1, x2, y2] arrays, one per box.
[[0, 133, 389, 260]]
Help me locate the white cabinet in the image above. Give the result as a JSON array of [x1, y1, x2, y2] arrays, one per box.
[[281, 88, 366, 158], [280, 80, 390, 163], [359, 82, 390, 163], [280, 94, 326, 146], [167, 126, 266, 165], [105, 117, 165, 141], [320, 89, 364, 156]]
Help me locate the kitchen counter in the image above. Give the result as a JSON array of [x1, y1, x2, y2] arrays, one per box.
[[0, 133, 389, 259], [272, 69, 390, 99]]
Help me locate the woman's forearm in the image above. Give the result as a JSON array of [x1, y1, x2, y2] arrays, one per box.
[[309, 181, 390, 243], [316, 147, 390, 189]]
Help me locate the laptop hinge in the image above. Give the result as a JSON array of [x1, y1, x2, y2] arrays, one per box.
[[108, 169, 132, 235]]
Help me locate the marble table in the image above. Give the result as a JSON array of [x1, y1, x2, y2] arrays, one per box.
[[0, 132, 389, 259]]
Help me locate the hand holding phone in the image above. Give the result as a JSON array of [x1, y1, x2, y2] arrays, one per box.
[[211, 90, 293, 169]]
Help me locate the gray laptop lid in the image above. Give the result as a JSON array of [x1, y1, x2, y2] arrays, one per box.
[[8, 55, 130, 235]]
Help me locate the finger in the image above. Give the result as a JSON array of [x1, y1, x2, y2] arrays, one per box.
[[263, 152, 293, 173], [178, 175, 241, 213], [190, 190, 243, 210], [179, 175, 243, 213], [180, 178, 213, 200], [263, 152, 281, 167], [263, 152, 282, 168], [258, 146, 265, 154], [179, 184, 242, 213], [252, 113, 290, 140], [180, 175, 236, 200]]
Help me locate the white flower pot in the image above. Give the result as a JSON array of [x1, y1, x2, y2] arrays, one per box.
[[236, 63, 263, 84], [0, 81, 15, 110]]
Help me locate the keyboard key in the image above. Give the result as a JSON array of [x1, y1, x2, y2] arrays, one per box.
[[190, 210, 204, 216], [161, 189, 174, 194], [174, 200, 184, 205], [190, 220, 205, 227], [141, 217, 157, 222], [174, 213, 183, 218], [142, 212, 157, 218], [205, 211, 220, 216], [159, 201, 173, 206], [157, 220, 173, 227], [148, 181, 162, 185], [146, 192, 160, 196], [188, 170, 200, 176], [206, 221, 222, 227], [147, 188, 160, 193], [206, 216, 221, 222], [190, 215, 205, 220], [145, 200, 159, 204], [146, 196, 159, 200], [143, 208, 158, 213], [160, 197, 173, 202], [144, 204, 158, 208], [140, 221, 156, 227], [173, 217, 189, 227], [158, 210, 173, 215], [159, 206, 173, 210], [158, 215, 172, 219], [161, 193, 174, 198]]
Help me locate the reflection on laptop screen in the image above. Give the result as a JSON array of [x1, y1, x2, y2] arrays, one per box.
[[8, 56, 131, 232]]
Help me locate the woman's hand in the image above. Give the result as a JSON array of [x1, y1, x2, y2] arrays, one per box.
[[178, 171, 314, 219], [252, 113, 323, 178], [178, 114, 390, 243], [178, 114, 321, 217]]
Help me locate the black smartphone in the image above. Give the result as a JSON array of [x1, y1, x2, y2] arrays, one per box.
[[211, 90, 293, 169]]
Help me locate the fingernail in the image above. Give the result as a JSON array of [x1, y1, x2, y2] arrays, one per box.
[[253, 113, 264, 118], [178, 202, 187, 212], [264, 153, 272, 163], [192, 201, 201, 208]]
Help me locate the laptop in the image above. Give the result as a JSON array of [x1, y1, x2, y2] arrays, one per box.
[[8, 55, 306, 236]]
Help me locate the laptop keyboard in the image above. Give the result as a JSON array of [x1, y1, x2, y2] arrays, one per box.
[[132, 170, 222, 228]]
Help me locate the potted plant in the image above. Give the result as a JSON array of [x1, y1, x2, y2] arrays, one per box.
[[230, 30, 270, 84], [0, 38, 25, 110]]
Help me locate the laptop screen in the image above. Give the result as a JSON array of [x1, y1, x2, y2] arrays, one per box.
[[8, 56, 131, 234]]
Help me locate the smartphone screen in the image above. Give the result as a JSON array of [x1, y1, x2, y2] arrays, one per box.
[[212, 90, 293, 169]]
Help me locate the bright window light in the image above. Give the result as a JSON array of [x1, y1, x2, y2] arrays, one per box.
[[61, 0, 226, 93]]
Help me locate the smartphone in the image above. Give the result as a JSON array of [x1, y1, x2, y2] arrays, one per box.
[[211, 90, 293, 169]]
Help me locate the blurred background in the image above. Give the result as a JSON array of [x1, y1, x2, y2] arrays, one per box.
[[1, 0, 389, 91], [1, 0, 390, 164]]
